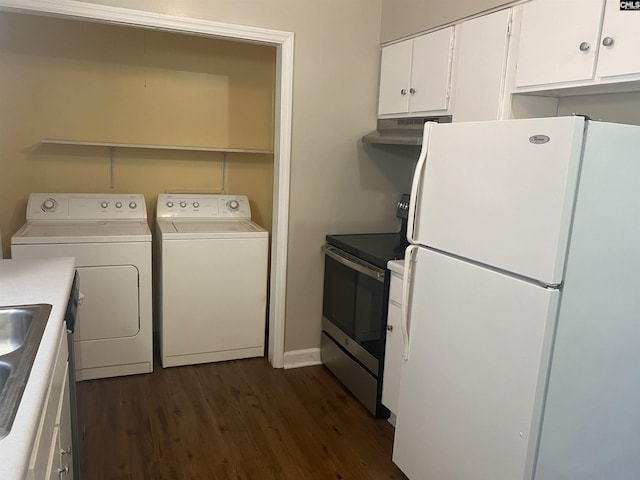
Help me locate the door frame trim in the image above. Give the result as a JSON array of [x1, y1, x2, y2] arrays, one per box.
[[0, 0, 293, 368]]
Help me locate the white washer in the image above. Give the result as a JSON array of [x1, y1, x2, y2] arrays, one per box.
[[156, 193, 269, 368], [11, 193, 153, 381]]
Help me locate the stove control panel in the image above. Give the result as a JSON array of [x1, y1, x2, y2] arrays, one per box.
[[156, 194, 252, 219], [25, 193, 147, 221]]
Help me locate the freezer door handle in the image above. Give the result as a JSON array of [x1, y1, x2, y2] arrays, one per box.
[[407, 122, 435, 244]]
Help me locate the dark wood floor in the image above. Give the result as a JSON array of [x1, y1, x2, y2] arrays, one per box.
[[77, 353, 408, 480]]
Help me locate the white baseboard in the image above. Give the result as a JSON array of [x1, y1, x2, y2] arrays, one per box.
[[283, 347, 322, 369], [388, 412, 397, 427]]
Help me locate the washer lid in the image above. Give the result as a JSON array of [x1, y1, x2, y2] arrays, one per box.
[[158, 219, 267, 239], [11, 221, 152, 244]]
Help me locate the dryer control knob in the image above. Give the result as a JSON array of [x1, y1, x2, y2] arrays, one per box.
[[42, 199, 57, 211], [129, 202, 137, 209], [193, 202, 200, 208], [227, 200, 240, 211], [115, 202, 123, 209], [100, 201, 109, 209], [166, 201, 174, 208], [179, 201, 187, 208]]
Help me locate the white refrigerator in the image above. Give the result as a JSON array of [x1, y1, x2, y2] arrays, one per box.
[[394, 116, 640, 480]]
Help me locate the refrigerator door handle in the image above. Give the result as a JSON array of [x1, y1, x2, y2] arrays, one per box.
[[407, 122, 435, 245], [401, 244, 419, 361]]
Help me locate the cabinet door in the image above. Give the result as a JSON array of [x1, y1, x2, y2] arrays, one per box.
[[46, 426, 61, 480], [515, 0, 605, 88], [378, 40, 412, 115], [453, 9, 511, 122], [410, 27, 454, 113], [57, 369, 73, 479], [596, 0, 640, 78], [382, 300, 402, 415]]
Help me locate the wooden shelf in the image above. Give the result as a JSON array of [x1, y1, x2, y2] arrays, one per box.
[[41, 139, 273, 155]]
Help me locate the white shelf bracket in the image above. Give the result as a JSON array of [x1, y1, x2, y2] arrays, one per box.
[[109, 146, 116, 189], [221, 152, 227, 193]]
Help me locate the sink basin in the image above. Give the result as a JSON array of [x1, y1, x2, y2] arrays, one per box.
[[0, 304, 51, 438], [0, 363, 12, 399], [0, 308, 35, 356]]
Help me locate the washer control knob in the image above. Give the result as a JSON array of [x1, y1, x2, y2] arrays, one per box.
[[227, 200, 240, 211], [166, 201, 174, 208], [42, 199, 57, 211], [100, 201, 109, 209], [179, 201, 187, 208], [193, 202, 200, 208], [115, 202, 123, 209], [129, 201, 137, 209]]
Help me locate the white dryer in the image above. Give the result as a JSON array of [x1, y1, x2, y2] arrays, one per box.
[[11, 193, 153, 380], [156, 193, 268, 368]]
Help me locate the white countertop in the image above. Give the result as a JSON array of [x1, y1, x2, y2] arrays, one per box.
[[388, 259, 405, 275], [0, 257, 75, 480]]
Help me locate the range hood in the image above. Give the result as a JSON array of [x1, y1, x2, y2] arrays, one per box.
[[362, 116, 452, 146]]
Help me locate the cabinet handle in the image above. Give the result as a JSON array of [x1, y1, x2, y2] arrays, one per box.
[[409, 88, 416, 94], [602, 36, 614, 47], [386, 324, 394, 332], [400, 89, 407, 95], [58, 465, 69, 476], [60, 446, 71, 456], [579, 41, 590, 52]]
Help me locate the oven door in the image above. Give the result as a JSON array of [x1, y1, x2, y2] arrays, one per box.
[[321, 244, 386, 374]]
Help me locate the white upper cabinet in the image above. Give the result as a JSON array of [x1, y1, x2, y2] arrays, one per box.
[[378, 40, 413, 115], [451, 8, 512, 122], [596, 0, 640, 78], [410, 29, 454, 113], [515, 0, 604, 88], [376, 0, 640, 121], [378, 27, 454, 117], [515, 0, 640, 92]]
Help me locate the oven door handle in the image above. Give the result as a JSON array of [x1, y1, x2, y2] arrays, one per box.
[[322, 245, 385, 283]]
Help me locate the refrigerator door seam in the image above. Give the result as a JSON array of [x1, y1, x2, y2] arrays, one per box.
[[422, 244, 563, 290]]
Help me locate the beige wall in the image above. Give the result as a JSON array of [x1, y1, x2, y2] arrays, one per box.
[[1, 1, 415, 355], [381, 0, 513, 43], [556, 92, 640, 126]]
